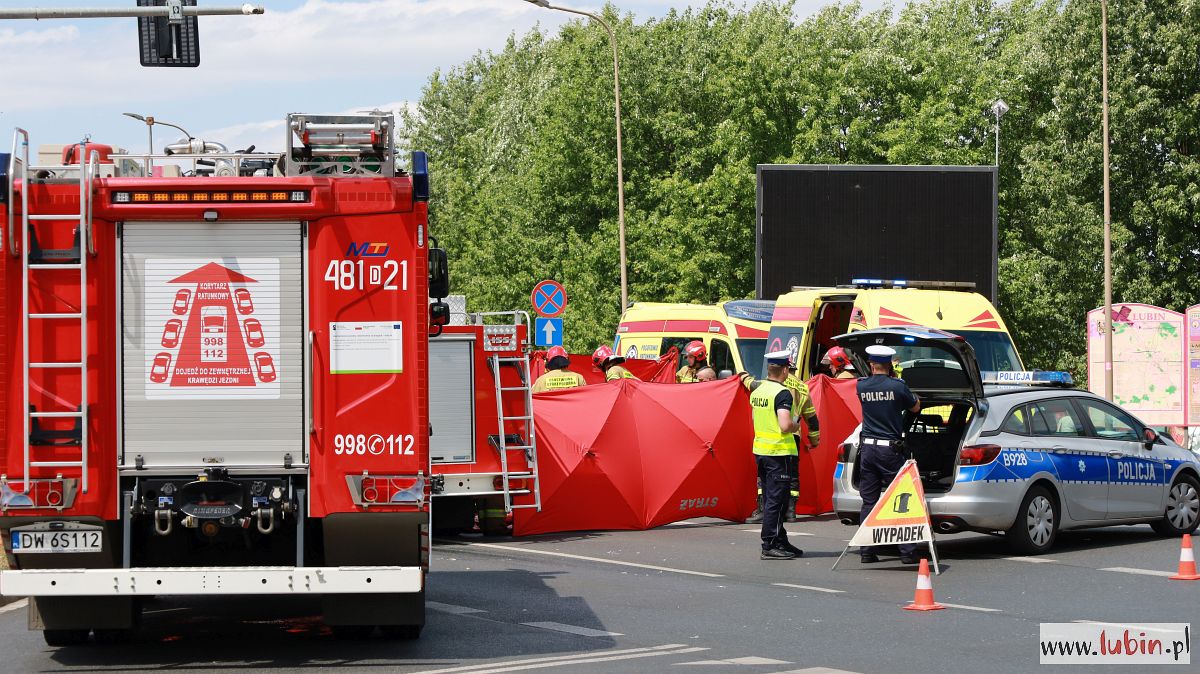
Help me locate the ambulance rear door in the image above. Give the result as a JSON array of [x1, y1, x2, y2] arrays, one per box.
[[798, 293, 857, 380]]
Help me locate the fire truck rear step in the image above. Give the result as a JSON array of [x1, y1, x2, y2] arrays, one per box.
[[0, 566, 424, 596]]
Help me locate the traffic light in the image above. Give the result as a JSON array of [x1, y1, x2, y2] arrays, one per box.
[[137, 0, 200, 67]]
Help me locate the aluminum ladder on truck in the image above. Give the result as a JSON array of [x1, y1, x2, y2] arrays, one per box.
[[477, 311, 542, 514], [6, 130, 99, 497]]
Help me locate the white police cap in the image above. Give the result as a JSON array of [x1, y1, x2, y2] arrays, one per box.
[[764, 350, 793, 366], [865, 344, 897, 363]]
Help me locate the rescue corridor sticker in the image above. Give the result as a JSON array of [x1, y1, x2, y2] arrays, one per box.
[[144, 259, 281, 400]]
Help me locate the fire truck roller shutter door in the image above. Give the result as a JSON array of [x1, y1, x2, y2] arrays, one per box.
[[428, 337, 476, 464], [120, 221, 304, 467]]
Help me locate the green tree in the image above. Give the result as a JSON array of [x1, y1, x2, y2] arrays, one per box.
[[403, 0, 1200, 376]]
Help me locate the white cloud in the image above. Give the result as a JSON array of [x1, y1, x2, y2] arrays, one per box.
[[0, 25, 79, 46], [0, 0, 888, 152]]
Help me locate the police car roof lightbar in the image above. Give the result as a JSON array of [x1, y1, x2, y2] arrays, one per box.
[[981, 371, 1075, 387], [843, 279, 977, 292]]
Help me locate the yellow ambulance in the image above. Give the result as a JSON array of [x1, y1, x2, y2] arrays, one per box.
[[767, 279, 1023, 379], [614, 300, 775, 376]]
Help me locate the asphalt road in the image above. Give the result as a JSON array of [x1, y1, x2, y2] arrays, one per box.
[[1, 517, 1196, 673]]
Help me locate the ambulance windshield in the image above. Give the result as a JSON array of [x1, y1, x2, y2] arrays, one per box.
[[736, 339, 766, 376], [955, 330, 1022, 372]]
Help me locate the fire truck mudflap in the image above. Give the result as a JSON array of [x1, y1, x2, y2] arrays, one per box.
[[0, 113, 441, 643]]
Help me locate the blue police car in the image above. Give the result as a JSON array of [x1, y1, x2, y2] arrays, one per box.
[[832, 327, 1200, 554]]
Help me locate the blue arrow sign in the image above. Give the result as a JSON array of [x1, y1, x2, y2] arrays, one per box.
[[535, 317, 563, 347]]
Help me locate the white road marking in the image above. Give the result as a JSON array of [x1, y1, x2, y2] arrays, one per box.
[[449, 541, 725, 578], [1073, 620, 1184, 634], [1099, 566, 1175, 578], [455, 647, 711, 674], [677, 656, 792, 666], [666, 520, 700, 526], [1001, 556, 1058, 563], [0, 599, 28, 615], [773, 583, 844, 594], [521, 621, 623, 637], [937, 602, 1000, 613], [411, 644, 693, 674], [741, 529, 813, 536], [427, 601, 487, 614], [767, 668, 863, 674]]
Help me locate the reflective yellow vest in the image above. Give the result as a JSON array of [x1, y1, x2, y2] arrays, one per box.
[[677, 365, 698, 383], [605, 365, 638, 382], [783, 374, 820, 448], [750, 380, 797, 456], [532, 370, 586, 393]]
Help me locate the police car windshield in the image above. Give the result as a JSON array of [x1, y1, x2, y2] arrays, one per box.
[[955, 330, 1022, 372], [737, 339, 766, 376]]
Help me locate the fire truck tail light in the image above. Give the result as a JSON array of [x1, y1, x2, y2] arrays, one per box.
[[348, 474, 427, 509], [114, 192, 131, 203], [0, 478, 79, 510]]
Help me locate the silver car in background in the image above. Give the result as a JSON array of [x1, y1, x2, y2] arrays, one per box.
[[832, 327, 1200, 554]]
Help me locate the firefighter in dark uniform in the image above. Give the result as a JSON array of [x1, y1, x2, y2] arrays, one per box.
[[745, 350, 811, 559], [857, 344, 923, 564]]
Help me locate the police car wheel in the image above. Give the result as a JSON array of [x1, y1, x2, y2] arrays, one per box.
[[1006, 485, 1058, 555], [1150, 474, 1200, 537]]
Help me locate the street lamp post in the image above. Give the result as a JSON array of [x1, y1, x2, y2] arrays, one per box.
[[524, 0, 628, 311], [990, 99, 1009, 168], [1101, 0, 1114, 401]]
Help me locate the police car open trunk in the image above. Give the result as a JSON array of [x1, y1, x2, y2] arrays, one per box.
[[834, 328, 984, 493]]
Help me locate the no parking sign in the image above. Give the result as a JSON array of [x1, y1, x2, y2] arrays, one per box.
[[531, 279, 567, 318]]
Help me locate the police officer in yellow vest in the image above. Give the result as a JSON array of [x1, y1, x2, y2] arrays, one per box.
[[745, 350, 811, 559], [741, 356, 820, 524], [532, 346, 587, 393]]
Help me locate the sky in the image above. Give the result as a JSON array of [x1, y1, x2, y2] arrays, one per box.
[[0, 0, 889, 155]]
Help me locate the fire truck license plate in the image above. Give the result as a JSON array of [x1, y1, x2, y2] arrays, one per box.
[[10, 524, 103, 554]]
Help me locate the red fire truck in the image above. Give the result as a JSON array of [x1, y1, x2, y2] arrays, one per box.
[[0, 113, 448, 643], [428, 314, 542, 535]]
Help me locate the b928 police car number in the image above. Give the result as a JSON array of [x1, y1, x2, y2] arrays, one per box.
[[333, 433, 415, 456], [1002, 451, 1029, 467]]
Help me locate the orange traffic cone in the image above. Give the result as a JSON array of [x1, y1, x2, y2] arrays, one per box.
[[1169, 534, 1200, 581], [903, 559, 945, 611]]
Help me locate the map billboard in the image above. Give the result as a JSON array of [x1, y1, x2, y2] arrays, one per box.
[[1087, 303, 1185, 426], [1188, 305, 1200, 425]]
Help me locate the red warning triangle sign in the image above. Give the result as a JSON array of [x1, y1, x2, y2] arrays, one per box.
[[861, 460, 929, 527], [847, 459, 935, 549]]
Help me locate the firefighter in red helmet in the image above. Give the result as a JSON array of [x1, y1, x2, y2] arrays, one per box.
[[532, 346, 586, 393], [592, 345, 638, 382], [676, 340, 708, 383], [826, 346, 857, 380]]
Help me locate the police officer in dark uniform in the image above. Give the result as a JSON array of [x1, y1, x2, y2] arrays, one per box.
[[857, 345, 922, 564]]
